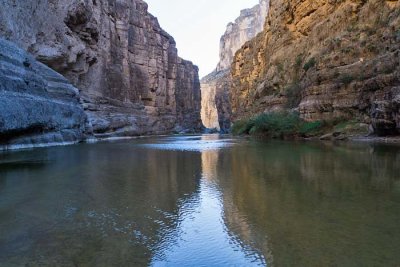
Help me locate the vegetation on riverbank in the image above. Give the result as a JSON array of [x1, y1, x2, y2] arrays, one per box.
[[231, 112, 369, 140]]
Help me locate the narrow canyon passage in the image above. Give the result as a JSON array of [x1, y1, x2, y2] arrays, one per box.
[[0, 0, 399, 266]]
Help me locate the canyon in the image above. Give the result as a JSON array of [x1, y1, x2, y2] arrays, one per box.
[[1, 1, 400, 265], [201, 0, 269, 132], [231, 0, 400, 136], [0, 0, 202, 148], [1, 0, 399, 149]]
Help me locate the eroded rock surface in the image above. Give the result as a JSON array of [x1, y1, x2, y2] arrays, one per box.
[[232, 0, 400, 135], [201, 0, 269, 132], [0, 38, 87, 149], [0, 0, 202, 137]]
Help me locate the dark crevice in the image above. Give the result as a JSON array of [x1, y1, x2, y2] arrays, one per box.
[[0, 124, 50, 144]]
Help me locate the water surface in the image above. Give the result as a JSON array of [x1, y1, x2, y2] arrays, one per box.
[[0, 135, 399, 266]]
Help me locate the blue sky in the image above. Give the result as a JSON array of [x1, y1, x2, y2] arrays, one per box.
[[146, 0, 260, 77]]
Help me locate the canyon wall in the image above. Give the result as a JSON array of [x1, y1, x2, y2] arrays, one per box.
[[0, 0, 202, 139], [232, 0, 400, 135], [0, 38, 87, 149], [201, 0, 269, 132]]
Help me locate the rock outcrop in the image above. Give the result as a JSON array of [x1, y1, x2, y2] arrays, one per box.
[[201, 0, 269, 132], [231, 0, 400, 135], [0, 0, 202, 138], [0, 38, 87, 150]]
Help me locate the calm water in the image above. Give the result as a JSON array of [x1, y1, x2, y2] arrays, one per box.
[[0, 135, 400, 266]]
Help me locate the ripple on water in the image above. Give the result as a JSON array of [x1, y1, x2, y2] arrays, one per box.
[[139, 137, 237, 152]]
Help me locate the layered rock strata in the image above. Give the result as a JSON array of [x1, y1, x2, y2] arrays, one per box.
[[232, 0, 400, 135], [201, 0, 269, 132], [0, 0, 202, 138], [0, 38, 87, 150]]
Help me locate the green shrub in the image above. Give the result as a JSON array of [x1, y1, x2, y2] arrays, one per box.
[[231, 119, 254, 135], [231, 112, 304, 138], [299, 121, 324, 136], [295, 55, 303, 69], [340, 74, 355, 85], [367, 44, 378, 53], [303, 57, 316, 71], [364, 27, 376, 36], [334, 120, 357, 132], [277, 63, 284, 73]]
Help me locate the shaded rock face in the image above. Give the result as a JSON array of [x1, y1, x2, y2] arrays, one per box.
[[0, 0, 202, 137], [0, 38, 87, 149], [232, 0, 400, 136], [201, 0, 269, 132]]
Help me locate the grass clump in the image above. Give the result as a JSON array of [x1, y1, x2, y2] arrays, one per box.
[[303, 57, 316, 71]]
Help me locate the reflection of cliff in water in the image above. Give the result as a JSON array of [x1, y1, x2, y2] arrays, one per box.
[[1, 137, 400, 266], [199, 145, 270, 265], [217, 141, 400, 266], [0, 142, 202, 266]]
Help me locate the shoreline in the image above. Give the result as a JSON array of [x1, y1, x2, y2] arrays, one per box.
[[0, 133, 204, 153], [2, 133, 400, 153], [349, 136, 400, 144]]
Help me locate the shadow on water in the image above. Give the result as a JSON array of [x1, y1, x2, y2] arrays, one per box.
[[0, 140, 203, 266], [0, 136, 399, 266]]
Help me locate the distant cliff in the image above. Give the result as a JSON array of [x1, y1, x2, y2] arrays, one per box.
[[0, 0, 202, 141], [217, 0, 269, 72], [232, 0, 400, 136], [201, 0, 269, 132]]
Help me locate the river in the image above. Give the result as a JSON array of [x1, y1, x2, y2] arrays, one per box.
[[1, 135, 399, 266]]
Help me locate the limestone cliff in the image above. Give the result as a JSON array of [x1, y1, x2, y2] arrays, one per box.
[[0, 0, 202, 138], [217, 0, 269, 72], [201, 0, 269, 132], [232, 0, 400, 135], [0, 38, 87, 150]]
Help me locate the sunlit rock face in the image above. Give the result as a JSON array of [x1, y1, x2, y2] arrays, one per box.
[[217, 0, 269, 72], [201, 70, 233, 132], [201, 80, 220, 131], [0, 38, 88, 149], [231, 0, 400, 135], [0, 0, 202, 137], [201, 0, 269, 132]]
